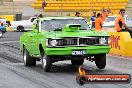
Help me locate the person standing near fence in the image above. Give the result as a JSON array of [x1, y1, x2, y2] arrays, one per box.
[[101, 10, 108, 21], [115, 9, 128, 32], [42, 0, 47, 16], [115, 9, 132, 37], [90, 11, 96, 28], [95, 13, 103, 30], [42, 0, 47, 9]]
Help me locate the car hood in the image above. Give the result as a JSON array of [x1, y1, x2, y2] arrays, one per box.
[[44, 30, 109, 38]]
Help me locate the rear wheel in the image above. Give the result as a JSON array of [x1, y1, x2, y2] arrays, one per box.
[[71, 59, 84, 65], [17, 26, 24, 32], [0, 30, 3, 38], [95, 54, 106, 69], [23, 47, 36, 66]]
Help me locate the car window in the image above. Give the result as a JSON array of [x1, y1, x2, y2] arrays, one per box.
[[31, 18, 36, 22], [41, 19, 91, 31]]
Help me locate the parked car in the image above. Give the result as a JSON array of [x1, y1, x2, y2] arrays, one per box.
[[11, 17, 36, 32], [20, 17, 111, 72]]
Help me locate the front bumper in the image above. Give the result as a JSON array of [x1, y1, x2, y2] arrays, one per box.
[[45, 46, 110, 56]]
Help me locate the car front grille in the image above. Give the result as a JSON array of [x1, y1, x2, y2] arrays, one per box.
[[79, 38, 99, 45], [56, 37, 99, 46], [57, 38, 78, 46]]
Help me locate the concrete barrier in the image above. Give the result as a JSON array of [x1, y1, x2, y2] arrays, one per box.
[[109, 32, 132, 57]]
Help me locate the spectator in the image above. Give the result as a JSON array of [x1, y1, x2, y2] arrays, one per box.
[[75, 12, 81, 17], [95, 13, 103, 30], [107, 7, 111, 14], [90, 11, 96, 28], [101, 7, 105, 13], [6, 21, 11, 27], [42, 0, 47, 9], [2, 18, 6, 25], [115, 9, 132, 37], [101, 10, 108, 21], [0, 22, 3, 26]]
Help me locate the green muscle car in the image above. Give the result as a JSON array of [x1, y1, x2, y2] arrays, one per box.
[[20, 17, 110, 72]]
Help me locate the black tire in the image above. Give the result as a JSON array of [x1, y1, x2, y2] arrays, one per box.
[[95, 54, 106, 69], [23, 47, 36, 66], [17, 26, 24, 32], [71, 59, 84, 65], [0, 30, 3, 38], [42, 54, 52, 72]]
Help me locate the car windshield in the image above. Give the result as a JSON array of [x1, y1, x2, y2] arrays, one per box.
[[41, 19, 91, 31], [106, 17, 116, 22]]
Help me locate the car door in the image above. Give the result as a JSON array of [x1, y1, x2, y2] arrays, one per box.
[[28, 20, 41, 57]]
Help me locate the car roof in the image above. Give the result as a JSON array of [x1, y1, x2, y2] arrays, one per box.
[[40, 16, 84, 21]]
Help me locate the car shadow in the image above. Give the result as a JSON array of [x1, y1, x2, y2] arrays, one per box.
[[26, 61, 108, 75]]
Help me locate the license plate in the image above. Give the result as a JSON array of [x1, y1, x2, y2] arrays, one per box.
[[72, 50, 86, 55]]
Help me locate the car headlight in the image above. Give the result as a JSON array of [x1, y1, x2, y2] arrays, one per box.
[[50, 40, 58, 46], [99, 37, 107, 44], [46, 39, 49, 46]]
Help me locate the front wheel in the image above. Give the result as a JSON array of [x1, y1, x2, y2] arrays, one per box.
[[0, 30, 3, 38], [42, 54, 52, 72], [95, 54, 106, 69], [23, 47, 36, 66]]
